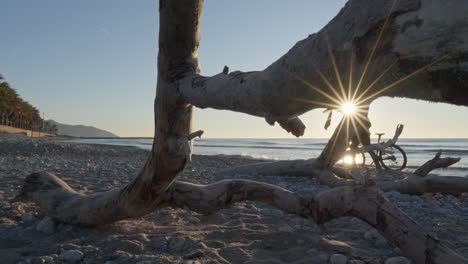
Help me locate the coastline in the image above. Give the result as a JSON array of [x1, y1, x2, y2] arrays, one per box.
[[0, 133, 467, 263]]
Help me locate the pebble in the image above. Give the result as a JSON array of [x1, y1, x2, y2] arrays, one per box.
[[375, 238, 387, 248], [36, 217, 55, 234], [349, 260, 365, 264], [385, 256, 411, 264], [118, 240, 143, 253], [30, 257, 45, 264], [59, 250, 84, 263], [319, 238, 355, 255], [330, 254, 348, 264], [41, 256, 56, 264], [168, 236, 186, 253], [21, 213, 36, 225], [151, 235, 168, 251], [364, 230, 378, 241], [187, 216, 200, 224]]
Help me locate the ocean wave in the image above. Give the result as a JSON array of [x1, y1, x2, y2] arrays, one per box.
[[194, 144, 319, 150], [423, 149, 468, 154], [251, 141, 278, 145], [405, 165, 468, 169]]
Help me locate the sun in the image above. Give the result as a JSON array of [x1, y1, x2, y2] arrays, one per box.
[[341, 102, 356, 115]]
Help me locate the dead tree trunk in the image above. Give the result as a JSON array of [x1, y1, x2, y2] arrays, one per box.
[[13, 0, 468, 263]]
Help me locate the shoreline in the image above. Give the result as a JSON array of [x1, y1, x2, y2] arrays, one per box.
[[0, 133, 467, 263]]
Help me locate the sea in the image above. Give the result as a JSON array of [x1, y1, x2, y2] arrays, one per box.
[[71, 138, 468, 177]]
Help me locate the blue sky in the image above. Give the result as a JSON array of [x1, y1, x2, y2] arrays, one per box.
[[1, 1, 467, 138]]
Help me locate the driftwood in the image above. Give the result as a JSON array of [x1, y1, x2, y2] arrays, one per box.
[[414, 151, 461, 176], [13, 0, 468, 263]]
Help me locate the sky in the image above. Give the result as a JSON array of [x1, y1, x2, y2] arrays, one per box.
[[1, 0, 467, 138]]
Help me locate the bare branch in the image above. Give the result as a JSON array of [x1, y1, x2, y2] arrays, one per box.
[[165, 181, 467, 263], [414, 151, 461, 176], [188, 130, 204, 140]]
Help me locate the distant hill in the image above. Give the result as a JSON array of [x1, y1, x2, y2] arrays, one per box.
[[47, 120, 118, 138]]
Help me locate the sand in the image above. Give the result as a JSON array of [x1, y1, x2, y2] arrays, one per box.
[[0, 133, 467, 264]]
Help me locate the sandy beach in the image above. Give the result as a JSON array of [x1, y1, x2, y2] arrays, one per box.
[[0, 133, 467, 264]]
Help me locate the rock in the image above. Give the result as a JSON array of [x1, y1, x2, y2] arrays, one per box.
[[41, 256, 56, 264], [21, 213, 36, 225], [385, 256, 411, 264], [187, 216, 200, 224], [168, 236, 186, 253], [118, 240, 143, 253], [308, 254, 329, 264], [349, 260, 365, 264], [364, 230, 377, 241], [330, 254, 348, 264], [36, 217, 55, 234], [319, 238, 355, 255], [59, 250, 84, 263], [375, 238, 387, 248], [152, 235, 168, 251], [30, 257, 45, 264], [392, 247, 403, 256], [183, 250, 204, 259]]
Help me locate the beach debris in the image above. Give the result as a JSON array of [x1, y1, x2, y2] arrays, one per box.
[[222, 65, 229, 74]]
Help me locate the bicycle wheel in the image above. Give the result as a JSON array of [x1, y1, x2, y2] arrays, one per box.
[[378, 145, 407, 171]]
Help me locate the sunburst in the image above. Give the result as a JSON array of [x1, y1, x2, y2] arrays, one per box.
[[289, 0, 450, 148]]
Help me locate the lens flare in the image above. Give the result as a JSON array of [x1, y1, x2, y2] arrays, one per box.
[[343, 155, 354, 165], [341, 102, 356, 115]]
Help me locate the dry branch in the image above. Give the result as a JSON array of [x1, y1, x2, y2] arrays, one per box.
[[164, 181, 466, 263], [414, 151, 461, 176]]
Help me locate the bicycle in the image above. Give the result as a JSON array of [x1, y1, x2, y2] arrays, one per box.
[[339, 132, 407, 171]]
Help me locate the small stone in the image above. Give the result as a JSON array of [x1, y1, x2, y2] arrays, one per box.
[[393, 247, 403, 256], [183, 250, 204, 259], [59, 250, 84, 263], [278, 225, 294, 232], [309, 254, 329, 264], [118, 240, 143, 253], [319, 238, 355, 255], [59, 243, 81, 251], [330, 254, 348, 264], [385, 256, 411, 264], [364, 230, 377, 241], [151, 235, 168, 251], [187, 216, 200, 224], [41, 256, 56, 264], [30, 257, 45, 264], [349, 260, 365, 264], [168, 236, 186, 253], [36, 217, 55, 234], [21, 213, 36, 225], [375, 238, 387, 248]]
